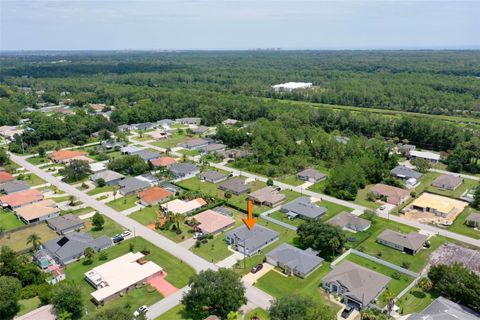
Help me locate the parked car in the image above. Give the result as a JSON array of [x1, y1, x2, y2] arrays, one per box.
[[251, 263, 263, 274], [341, 306, 353, 319], [379, 205, 386, 210], [133, 305, 148, 317], [112, 234, 124, 243], [122, 230, 132, 237], [193, 232, 203, 240]]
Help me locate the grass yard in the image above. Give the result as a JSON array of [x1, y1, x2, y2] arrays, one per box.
[[396, 286, 438, 315], [448, 207, 480, 240], [353, 185, 381, 209], [106, 194, 138, 211], [86, 215, 125, 237], [177, 149, 201, 156], [52, 195, 72, 203], [0, 209, 25, 231], [319, 200, 354, 221], [244, 308, 271, 320], [63, 206, 95, 216], [20, 173, 46, 186], [155, 304, 192, 320], [354, 216, 446, 272], [344, 254, 414, 307], [268, 210, 304, 227], [16, 296, 42, 317], [64, 237, 195, 316], [276, 174, 303, 186], [426, 178, 478, 199], [414, 172, 441, 194], [27, 155, 50, 165], [0, 222, 58, 252], [151, 133, 191, 149], [87, 185, 115, 196]]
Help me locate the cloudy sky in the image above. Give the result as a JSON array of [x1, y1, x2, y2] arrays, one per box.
[[1, 0, 479, 50]]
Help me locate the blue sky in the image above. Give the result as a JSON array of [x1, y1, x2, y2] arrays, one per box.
[[1, 0, 479, 50]]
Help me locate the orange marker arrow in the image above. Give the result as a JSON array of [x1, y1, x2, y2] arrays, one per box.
[[243, 199, 257, 230]]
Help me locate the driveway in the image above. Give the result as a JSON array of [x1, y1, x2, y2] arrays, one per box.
[[242, 263, 274, 285], [375, 203, 396, 215], [148, 272, 178, 297]]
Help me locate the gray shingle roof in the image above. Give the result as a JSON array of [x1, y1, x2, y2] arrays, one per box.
[[120, 146, 144, 154], [0, 180, 30, 194], [199, 170, 227, 182], [182, 138, 209, 149], [267, 243, 323, 276], [327, 212, 371, 230], [225, 225, 279, 253], [281, 197, 327, 219], [218, 178, 250, 194], [43, 232, 111, 263], [91, 170, 125, 183], [168, 163, 199, 177], [47, 214, 84, 232], [323, 261, 391, 305], [297, 168, 326, 181], [390, 166, 423, 180], [466, 212, 480, 224], [131, 149, 161, 161], [408, 296, 480, 320], [118, 177, 151, 194], [377, 230, 428, 251], [431, 174, 463, 189], [200, 143, 227, 153]]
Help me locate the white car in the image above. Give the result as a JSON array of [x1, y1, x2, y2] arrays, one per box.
[[122, 230, 132, 238], [193, 232, 203, 239], [134, 305, 148, 317], [380, 205, 386, 210]]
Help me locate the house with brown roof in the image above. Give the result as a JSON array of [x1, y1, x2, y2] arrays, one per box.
[[431, 174, 463, 191], [248, 186, 286, 207], [149, 157, 176, 168], [377, 229, 428, 255], [0, 189, 43, 209], [15, 199, 60, 224], [138, 187, 173, 206], [465, 212, 480, 228], [218, 178, 251, 195], [327, 212, 371, 232], [47, 214, 85, 234], [369, 184, 410, 205], [0, 171, 14, 184], [49, 150, 88, 163], [192, 209, 235, 234], [61, 155, 95, 165], [297, 168, 326, 183]]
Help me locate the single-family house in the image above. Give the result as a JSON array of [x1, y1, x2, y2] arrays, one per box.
[[431, 174, 463, 191], [199, 143, 227, 154], [118, 177, 151, 196], [157, 119, 175, 129], [130, 149, 161, 162], [199, 170, 228, 183], [89, 162, 107, 173], [369, 184, 410, 205], [41, 232, 112, 265], [327, 212, 371, 232], [222, 119, 238, 126], [224, 149, 251, 160], [281, 197, 327, 220], [397, 144, 416, 156], [248, 186, 286, 207], [192, 210, 235, 234], [322, 261, 391, 310], [266, 244, 323, 278], [138, 187, 173, 206], [390, 166, 423, 181], [192, 126, 209, 135], [0, 171, 14, 184], [179, 138, 210, 150], [161, 198, 206, 215], [409, 150, 441, 163], [176, 117, 201, 125], [0, 125, 24, 140], [272, 82, 313, 92], [218, 178, 250, 195], [49, 150, 87, 163], [377, 230, 428, 255], [168, 163, 200, 179], [297, 169, 326, 183], [133, 122, 155, 131], [100, 139, 127, 150], [335, 135, 350, 145], [15, 199, 60, 224], [150, 156, 176, 168], [410, 193, 459, 218], [0, 180, 30, 194], [14, 304, 56, 320], [159, 182, 180, 194], [147, 130, 171, 140], [120, 145, 144, 155], [91, 170, 125, 186], [47, 214, 85, 234], [86, 252, 163, 304], [465, 212, 480, 228], [408, 296, 480, 320], [117, 124, 133, 132], [225, 225, 280, 257], [0, 189, 43, 209], [61, 155, 95, 165]]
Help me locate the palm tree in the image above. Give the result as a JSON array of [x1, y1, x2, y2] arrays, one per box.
[[27, 233, 42, 250], [384, 288, 396, 316], [328, 237, 340, 258], [84, 247, 96, 262]]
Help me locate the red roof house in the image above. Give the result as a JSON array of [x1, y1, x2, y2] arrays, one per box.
[[150, 157, 176, 168], [138, 187, 173, 206], [48, 150, 87, 163], [0, 171, 14, 183]]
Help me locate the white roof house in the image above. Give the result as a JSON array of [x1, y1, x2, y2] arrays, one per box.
[[272, 82, 313, 92], [161, 198, 206, 214], [85, 252, 162, 304], [409, 150, 441, 162]]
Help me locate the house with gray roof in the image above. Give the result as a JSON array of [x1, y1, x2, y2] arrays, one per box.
[[168, 163, 200, 179], [248, 186, 286, 207], [120, 145, 144, 154], [157, 119, 175, 129], [212, 206, 233, 217], [297, 168, 326, 183], [47, 214, 85, 235], [41, 232, 112, 265], [266, 244, 323, 278], [133, 122, 155, 131], [465, 212, 480, 228], [225, 225, 279, 257], [199, 143, 227, 154], [192, 126, 209, 135], [176, 117, 201, 125], [390, 166, 423, 181], [431, 174, 463, 191], [0, 180, 30, 194], [281, 197, 327, 220], [322, 261, 391, 310], [118, 177, 151, 195], [130, 149, 161, 162], [408, 296, 480, 320], [327, 212, 371, 232], [117, 124, 133, 132], [91, 170, 125, 186], [377, 230, 428, 255], [100, 139, 127, 150], [159, 182, 180, 194], [199, 170, 228, 183], [218, 178, 250, 195], [179, 138, 210, 150]]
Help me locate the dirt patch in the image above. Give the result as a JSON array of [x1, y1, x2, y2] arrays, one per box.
[[424, 243, 480, 276]]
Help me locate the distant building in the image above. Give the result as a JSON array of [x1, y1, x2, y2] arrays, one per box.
[[91, 170, 125, 186], [222, 119, 238, 126], [150, 157, 176, 168], [118, 177, 150, 196], [192, 209, 235, 234], [465, 212, 480, 228], [199, 143, 227, 154], [390, 165, 423, 181], [297, 168, 326, 183], [120, 145, 144, 154], [0, 189, 44, 209], [161, 198, 206, 214], [138, 187, 173, 206], [130, 149, 161, 162], [176, 117, 201, 125], [179, 138, 210, 150], [218, 178, 250, 195], [47, 214, 85, 235], [49, 150, 87, 163], [0, 180, 30, 194], [168, 163, 200, 179], [199, 170, 228, 183], [409, 150, 441, 163], [272, 82, 313, 92], [15, 199, 60, 224], [369, 184, 410, 205]]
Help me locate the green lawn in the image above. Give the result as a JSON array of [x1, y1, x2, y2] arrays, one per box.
[[344, 254, 414, 308], [16, 296, 42, 317], [426, 178, 478, 199], [52, 195, 72, 203], [106, 194, 138, 211], [354, 216, 446, 272], [86, 215, 125, 237], [319, 200, 354, 221], [151, 133, 192, 149], [177, 149, 200, 156], [63, 206, 95, 216], [448, 207, 480, 240], [353, 185, 381, 209], [0, 222, 58, 252], [155, 304, 192, 320], [276, 174, 303, 186], [244, 308, 271, 320], [396, 286, 438, 315], [64, 237, 195, 316], [20, 173, 46, 186], [268, 210, 304, 227], [27, 155, 50, 165], [87, 185, 115, 196], [414, 172, 441, 194], [0, 209, 25, 231]]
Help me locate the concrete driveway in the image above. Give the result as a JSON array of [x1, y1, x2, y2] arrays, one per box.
[[242, 263, 274, 285], [375, 203, 396, 215]]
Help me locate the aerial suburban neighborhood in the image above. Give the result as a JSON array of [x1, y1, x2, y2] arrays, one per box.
[[1, 2, 480, 320]]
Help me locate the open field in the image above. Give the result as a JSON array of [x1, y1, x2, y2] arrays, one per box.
[[0, 209, 24, 231], [276, 174, 303, 186], [151, 132, 193, 149]]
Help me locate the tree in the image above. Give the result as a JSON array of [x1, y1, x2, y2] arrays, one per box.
[[69, 195, 76, 206], [26, 233, 42, 250], [417, 277, 433, 292], [266, 178, 274, 186], [58, 310, 72, 320], [472, 186, 480, 209], [411, 158, 431, 173], [37, 146, 46, 157], [227, 311, 241, 320], [0, 246, 20, 277], [59, 159, 92, 183], [91, 212, 105, 230], [383, 288, 395, 316], [182, 268, 246, 319], [0, 148, 9, 166], [96, 178, 106, 187], [51, 282, 84, 319], [268, 295, 335, 320], [89, 307, 131, 320], [224, 191, 232, 204], [0, 276, 22, 320], [99, 251, 108, 261], [297, 220, 346, 257], [84, 247, 95, 262]]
